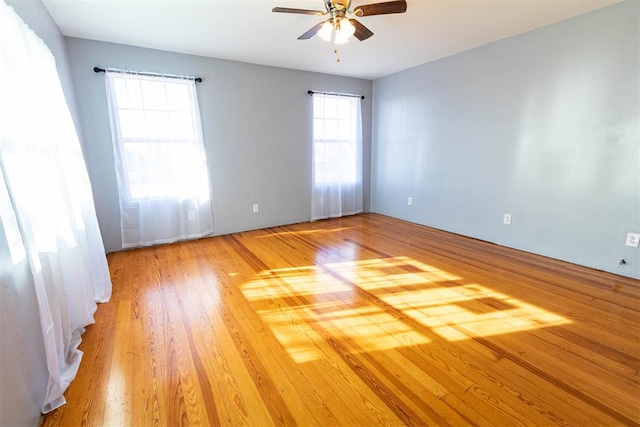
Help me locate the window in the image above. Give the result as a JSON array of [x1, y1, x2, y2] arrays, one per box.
[[105, 71, 213, 248], [107, 73, 207, 200], [311, 93, 363, 221], [313, 94, 358, 185]]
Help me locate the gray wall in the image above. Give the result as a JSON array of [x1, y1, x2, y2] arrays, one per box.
[[2, 1, 82, 426], [65, 38, 373, 253], [371, 0, 639, 279]]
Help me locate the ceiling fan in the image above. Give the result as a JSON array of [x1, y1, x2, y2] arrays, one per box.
[[272, 0, 407, 44]]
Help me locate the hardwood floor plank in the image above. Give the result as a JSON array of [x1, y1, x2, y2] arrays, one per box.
[[495, 357, 623, 426], [218, 235, 407, 425], [473, 334, 638, 425], [41, 214, 640, 426], [240, 219, 640, 426]]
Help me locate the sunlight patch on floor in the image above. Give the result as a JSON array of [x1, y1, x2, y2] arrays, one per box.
[[241, 265, 353, 301], [241, 266, 429, 363], [256, 302, 430, 363], [327, 257, 571, 341], [240, 256, 570, 363], [255, 227, 352, 238]]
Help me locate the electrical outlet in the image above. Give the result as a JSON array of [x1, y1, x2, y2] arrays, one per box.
[[503, 213, 512, 225], [188, 211, 195, 221], [407, 197, 413, 206], [625, 232, 640, 248], [252, 203, 259, 213]]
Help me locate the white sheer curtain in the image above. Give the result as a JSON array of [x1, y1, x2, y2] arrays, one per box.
[[0, 0, 112, 414], [311, 93, 363, 220], [104, 71, 213, 249]]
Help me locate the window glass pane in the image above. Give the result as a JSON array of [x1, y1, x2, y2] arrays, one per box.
[[324, 97, 338, 119], [114, 77, 137, 109], [338, 119, 351, 140], [118, 109, 147, 139], [324, 119, 338, 139], [112, 78, 129, 108], [170, 111, 195, 140], [314, 142, 343, 185], [313, 118, 324, 140], [312, 94, 358, 186], [107, 73, 208, 202], [314, 144, 328, 184], [117, 78, 143, 109], [313, 97, 323, 118], [338, 98, 351, 118], [124, 142, 199, 199], [140, 80, 168, 110], [145, 110, 171, 139], [340, 142, 355, 182], [166, 83, 191, 112]]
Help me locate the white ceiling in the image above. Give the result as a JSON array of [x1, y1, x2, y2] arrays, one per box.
[[42, 0, 618, 80]]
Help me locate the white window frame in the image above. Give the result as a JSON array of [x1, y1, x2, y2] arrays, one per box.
[[311, 92, 363, 221], [312, 94, 359, 187], [105, 72, 208, 202], [104, 70, 214, 249]]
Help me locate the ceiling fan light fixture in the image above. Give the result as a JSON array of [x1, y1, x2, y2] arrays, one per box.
[[338, 17, 355, 37], [331, 17, 354, 44], [318, 20, 334, 41], [334, 33, 349, 44], [276, 0, 407, 45]]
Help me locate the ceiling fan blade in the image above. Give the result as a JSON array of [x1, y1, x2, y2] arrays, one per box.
[[272, 7, 325, 15], [353, 0, 407, 16], [298, 21, 325, 40], [350, 19, 374, 41]]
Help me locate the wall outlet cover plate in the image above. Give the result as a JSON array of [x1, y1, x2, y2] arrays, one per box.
[[625, 232, 640, 248]]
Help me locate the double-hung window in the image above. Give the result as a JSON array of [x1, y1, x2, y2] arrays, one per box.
[[311, 93, 363, 220], [105, 71, 213, 248]]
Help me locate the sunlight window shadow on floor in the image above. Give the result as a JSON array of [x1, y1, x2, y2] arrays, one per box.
[[241, 265, 430, 363], [254, 227, 352, 238], [240, 256, 571, 363]]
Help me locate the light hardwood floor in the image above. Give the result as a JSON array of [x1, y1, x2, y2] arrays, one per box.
[[42, 214, 640, 426]]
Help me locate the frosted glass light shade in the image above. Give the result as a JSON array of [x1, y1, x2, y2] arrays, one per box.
[[318, 20, 333, 42], [340, 18, 355, 37], [334, 33, 349, 44], [334, 18, 354, 44]]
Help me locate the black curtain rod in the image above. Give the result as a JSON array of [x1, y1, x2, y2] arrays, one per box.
[[308, 90, 365, 100], [93, 67, 202, 83]]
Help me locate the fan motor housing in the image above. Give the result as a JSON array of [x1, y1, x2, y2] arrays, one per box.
[[329, 0, 351, 10]]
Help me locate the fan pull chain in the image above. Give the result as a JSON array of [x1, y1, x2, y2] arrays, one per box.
[[334, 47, 340, 63]]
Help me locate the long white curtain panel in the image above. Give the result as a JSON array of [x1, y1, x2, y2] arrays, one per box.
[[0, 0, 112, 413], [311, 93, 363, 220], [104, 71, 213, 248]]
